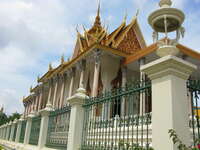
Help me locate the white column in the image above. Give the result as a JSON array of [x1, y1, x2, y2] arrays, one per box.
[[141, 55, 197, 150], [46, 80, 53, 108], [79, 60, 86, 88], [68, 69, 75, 98], [15, 118, 23, 143], [53, 77, 59, 108], [35, 92, 39, 112], [92, 52, 101, 97], [9, 121, 15, 141], [60, 75, 66, 108], [139, 58, 146, 115], [24, 114, 34, 145], [3, 126, 5, 139], [121, 67, 127, 116], [38, 88, 43, 111], [3, 125, 6, 139], [67, 87, 88, 150], [6, 123, 11, 140], [38, 107, 52, 149]]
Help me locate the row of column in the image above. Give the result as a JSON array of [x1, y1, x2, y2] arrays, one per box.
[[0, 119, 19, 142], [24, 50, 102, 116]]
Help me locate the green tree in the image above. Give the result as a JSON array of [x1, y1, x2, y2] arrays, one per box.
[[0, 112, 8, 125], [7, 112, 21, 122]]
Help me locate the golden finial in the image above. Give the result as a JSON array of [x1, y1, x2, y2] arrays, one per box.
[[97, 0, 100, 17], [93, 0, 101, 27], [30, 86, 32, 92], [136, 9, 139, 17], [49, 63, 53, 71], [82, 25, 87, 33], [61, 54, 65, 64], [37, 75, 40, 82], [131, 9, 139, 22], [76, 25, 80, 35], [123, 10, 128, 24]]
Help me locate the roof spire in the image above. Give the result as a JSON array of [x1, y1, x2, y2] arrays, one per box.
[[82, 24, 87, 32], [61, 54, 65, 64], [37, 75, 40, 82], [97, 0, 100, 17], [49, 63, 53, 71], [76, 25, 80, 35], [30, 85, 32, 92], [93, 0, 101, 27]]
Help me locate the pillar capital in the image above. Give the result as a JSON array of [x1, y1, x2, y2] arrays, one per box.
[[139, 57, 146, 65], [121, 66, 127, 73], [93, 49, 102, 65], [77, 59, 86, 71], [39, 107, 52, 117], [141, 55, 197, 80], [67, 87, 88, 106], [66, 67, 75, 77]]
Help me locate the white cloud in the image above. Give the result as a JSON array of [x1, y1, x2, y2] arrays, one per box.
[[0, 0, 75, 115]]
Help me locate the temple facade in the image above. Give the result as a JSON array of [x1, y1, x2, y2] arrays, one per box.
[[23, 6, 150, 118]]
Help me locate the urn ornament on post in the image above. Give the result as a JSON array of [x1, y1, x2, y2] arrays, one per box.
[[148, 0, 185, 57]]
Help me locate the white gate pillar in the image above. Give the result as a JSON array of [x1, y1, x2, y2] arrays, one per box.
[[38, 106, 53, 149], [9, 120, 16, 141], [15, 117, 23, 143], [141, 55, 197, 150], [6, 123, 11, 140], [24, 114, 34, 145], [67, 87, 88, 150]]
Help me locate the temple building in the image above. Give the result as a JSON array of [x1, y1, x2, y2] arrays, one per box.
[[1, 0, 200, 149], [22, 3, 200, 119]]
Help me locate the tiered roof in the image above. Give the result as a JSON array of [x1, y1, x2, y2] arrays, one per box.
[[23, 6, 147, 102], [37, 8, 145, 82]]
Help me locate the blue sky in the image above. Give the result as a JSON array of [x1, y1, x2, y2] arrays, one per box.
[[0, 0, 200, 115]]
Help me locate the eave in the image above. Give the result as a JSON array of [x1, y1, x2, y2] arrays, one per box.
[[22, 94, 34, 103], [124, 43, 200, 65], [58, 43, 129, 74]]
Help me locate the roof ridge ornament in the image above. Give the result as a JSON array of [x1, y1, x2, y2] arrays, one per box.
[[61, 54, 65, 64], [136, 9, 139, 17], [49, 63, 53, 71], [37, 75, 40, 83], [122, 10, 128, 24]]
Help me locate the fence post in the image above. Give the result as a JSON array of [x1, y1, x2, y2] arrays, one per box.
[[6, 122, 11, 141], [141, 55, 197, 150], [3, 125, 6, 140], [24, 114, 34, 145], [67, 87, 88, 150], [9, 121, 15, 141], [38, 106, 53, 149], [15, 117, 23, 143]]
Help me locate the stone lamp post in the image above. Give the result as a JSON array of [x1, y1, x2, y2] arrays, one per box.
[[148, 0, 185, 57], [141, 0, 197, 150]]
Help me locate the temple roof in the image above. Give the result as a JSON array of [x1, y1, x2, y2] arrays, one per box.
[[37, 8, 146, 83], [71, 5, 146, 58]]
